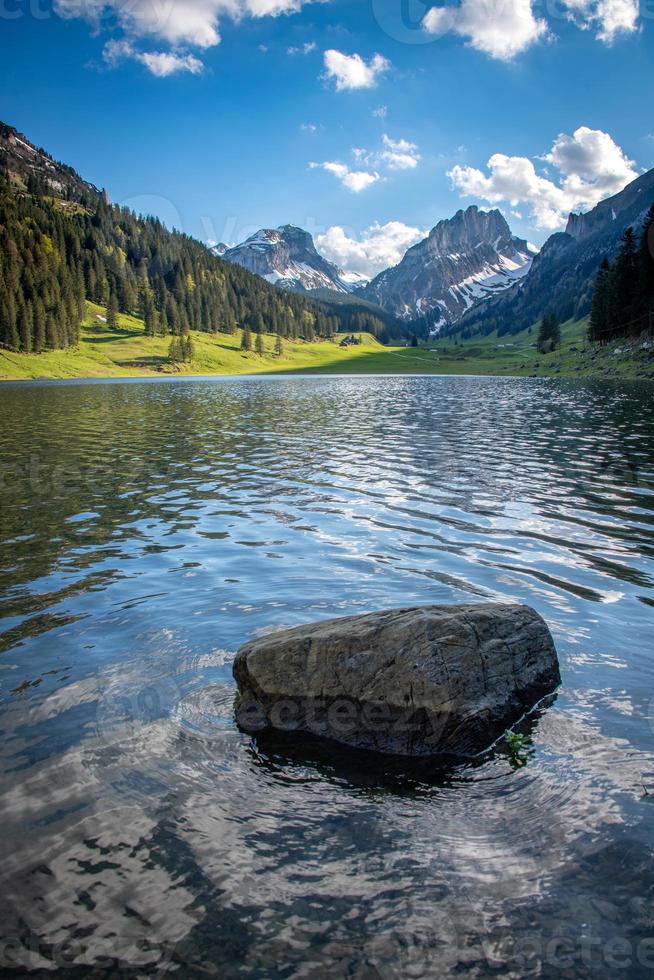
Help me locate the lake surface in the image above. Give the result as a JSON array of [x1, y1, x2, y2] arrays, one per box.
[[0, 375, 653, 978]]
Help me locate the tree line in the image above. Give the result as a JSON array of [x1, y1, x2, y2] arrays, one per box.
[[588, 206, 654, 344], [0, 172, 388, 354]]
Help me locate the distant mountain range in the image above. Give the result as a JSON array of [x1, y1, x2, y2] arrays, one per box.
[[215, 226, 368, 294], [219, 165, 654, 338], [218, 209, 535, 329]]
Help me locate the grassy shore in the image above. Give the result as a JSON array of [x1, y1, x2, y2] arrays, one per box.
[[1, 303, 652, 381]]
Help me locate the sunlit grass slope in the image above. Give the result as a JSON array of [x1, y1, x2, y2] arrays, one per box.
[[0, 304, 652, 381]]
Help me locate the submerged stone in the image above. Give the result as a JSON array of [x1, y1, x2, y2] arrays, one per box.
[[233, 604, 560, 758]]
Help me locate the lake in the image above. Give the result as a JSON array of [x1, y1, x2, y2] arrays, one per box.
[[0, 374, 653, 978]]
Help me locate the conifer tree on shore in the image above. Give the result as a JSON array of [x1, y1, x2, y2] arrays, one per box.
[[537, 313, 560, 352]]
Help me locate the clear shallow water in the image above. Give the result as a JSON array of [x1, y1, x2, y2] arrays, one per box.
[[0, 374, 653, 978]]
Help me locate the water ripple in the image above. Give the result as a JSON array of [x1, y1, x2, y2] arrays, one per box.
[[0, 376, 653, 977]]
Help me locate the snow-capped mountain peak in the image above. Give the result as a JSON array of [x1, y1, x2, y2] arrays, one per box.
[[219, 225, 368, 294], [358, 206, 536, 325]]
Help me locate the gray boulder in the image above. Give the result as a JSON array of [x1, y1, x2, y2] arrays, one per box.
[[233, 604, 560, 758]]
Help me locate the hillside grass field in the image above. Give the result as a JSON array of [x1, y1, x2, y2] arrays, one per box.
[[0, 303, 652, 381]]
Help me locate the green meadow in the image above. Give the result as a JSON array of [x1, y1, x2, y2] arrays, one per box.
[[1, 302, 652, 381]]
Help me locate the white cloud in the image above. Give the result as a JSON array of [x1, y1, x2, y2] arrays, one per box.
[[103, 39, 204, 76], [380, 134, 421, 170], [300, 122, 318, 132], [316, 221, 428, 278], [372, 106, 388, 119], [55, 0, 316, 74], [323, 49, 390, 91], [422, 0, 548, 60], [246, 0, 307, 13], [542, 126, 637, 195], [288, 41, 316, 54], [310, 161, 380, 193], [448, 126, 638, 229], [310, 134, 421, 191], [560, 0, 640, 43], [419, 0, 639, 59], [139, 50, 205, 76], [351, 135, 421, 171]]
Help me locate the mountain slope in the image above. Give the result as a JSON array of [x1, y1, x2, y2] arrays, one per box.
[[452, 167, 654, 338], [0, 120, 392, 355], [219, 225, 368, 294], [358, 206, 535, 325]]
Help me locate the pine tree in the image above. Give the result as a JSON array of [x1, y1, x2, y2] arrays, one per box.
[[106, 288, 119, 331], [169, 337, 182, 363], [183, 335, 194, 362], [638, 205, 654, 329], [255, 331, 265, 356], [275, 333, 283, 357], [0, 290, 18, 350], [241, 327, 252, 352], [144, 299, 158, 338], [46, 312, 59, 349], [33, 298, 46, 353], [537, 313, 560, 352], [613, 227, 640, 335], [19, 302, 33, 353], [589, 258, 611, 343]]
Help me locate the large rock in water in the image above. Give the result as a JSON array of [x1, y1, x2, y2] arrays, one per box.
[[233, 604, 560, 758]]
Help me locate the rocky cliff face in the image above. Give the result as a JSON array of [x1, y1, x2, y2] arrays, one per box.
[[358, 206, 535, 324], [0, 121, 101, 203], [565, 168, 654, 242], [455, 166, 654, 336], [219, 225, 368, 294]]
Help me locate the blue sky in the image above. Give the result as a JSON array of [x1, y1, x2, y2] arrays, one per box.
[[2, 0, 652, 275]]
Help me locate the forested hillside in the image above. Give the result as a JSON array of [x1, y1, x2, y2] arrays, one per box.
[[0, 123, 392, 354], [588, 210, 654, 343]]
